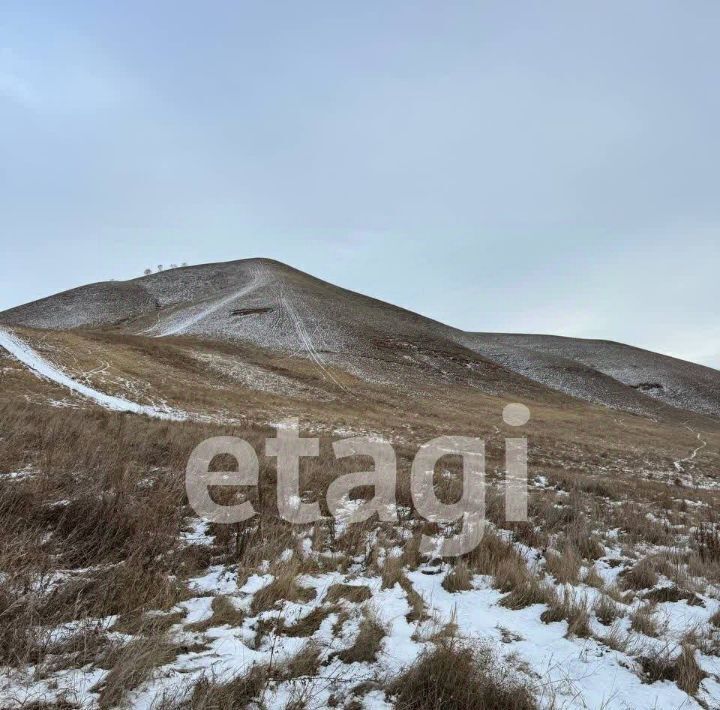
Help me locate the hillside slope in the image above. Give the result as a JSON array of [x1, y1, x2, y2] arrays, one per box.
[[2, 258, 719, 419], [0, 260, 551, 403], [457, 333, 720, 418]]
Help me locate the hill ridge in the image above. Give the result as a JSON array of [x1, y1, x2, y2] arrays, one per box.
[[2, 258, 718, 418]]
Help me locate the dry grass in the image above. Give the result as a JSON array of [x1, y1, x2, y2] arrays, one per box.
[[3, 330, 720, 708], [639, 644, 707, 696], [389, 638, 537, 710], [500, 574, 550, 609], [460, 528, 551, 608], [400, 532, 423, 569], [614, 504, 672, 547], [113, 609, 187, 636], [544, 545, 581, 584], [621, 558, 659, 591], [41, 624, 120, 674], [710, 609, 720, 628], [283, 605, 337, 637], [336, 609, 386, 664], [159, 640, 323, 708], [96, 633, 180, 708], [644, 585, 704, 606], [600, 622, 631, 652], [171, 665, 269, 709], [186, 595, 245, 632], [283, 641, 322, 680], [593, 594, 624, 626], [465, 528, 519, 577], [541, 589, 592, 638], [442, 560, 473, 592], [674, 645, 707, 695], [606, 584, 633, 605], [0, 557, 188, 668], [497, 568, 552, 611], [630, 603, 660, 637], [380, 554, 405, 589], [564, 520, 605, 561], [380, 557, 426, 621], [0, 401, 269, 673], [582, 565, 605, 589], [250, 563, 317, 615], [325, 583, 372, 604], [693, 522, 720, 565]]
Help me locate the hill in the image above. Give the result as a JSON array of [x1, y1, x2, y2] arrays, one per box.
[[2, 258, 719, 419]]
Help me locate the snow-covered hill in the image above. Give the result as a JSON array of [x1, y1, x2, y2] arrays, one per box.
[[2, 258, 719, 419], [458, 333, 720, 418]]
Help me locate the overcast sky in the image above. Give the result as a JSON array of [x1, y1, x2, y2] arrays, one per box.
[[1, 1, 718, 368]]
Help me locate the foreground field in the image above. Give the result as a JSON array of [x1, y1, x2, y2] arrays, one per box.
[[1, 305, 720, 708], [1, 382, 720, 707]]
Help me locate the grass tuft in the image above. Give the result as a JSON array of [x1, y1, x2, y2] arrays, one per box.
[[389, 638, 537, 709]]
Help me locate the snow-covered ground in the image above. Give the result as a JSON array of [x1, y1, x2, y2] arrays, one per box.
[[3, 513, 720, 709]]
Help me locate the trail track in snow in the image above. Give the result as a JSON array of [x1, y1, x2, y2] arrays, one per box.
[[278, 283, 351, 394], [0, 327, 185, 420], [673, 424, 708, 473], [143, 261, 351, 393], [152, 266, 262, 337]]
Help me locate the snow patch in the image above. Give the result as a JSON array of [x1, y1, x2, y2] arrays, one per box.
[[0, 327, 185, 420]]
